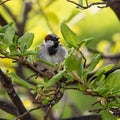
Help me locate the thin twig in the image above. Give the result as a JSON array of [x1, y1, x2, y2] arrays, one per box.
[[0, 0, 10, 5], [36, 0, 54, 32], [2, 2, 17, 22], [67, 0, 107, 9], [16, 1, 32, 36], [43, 105, 52, 120], [89, 108, 103, 113], [16, 106, 41, 120], [78, 50, 86, 68], [64, 87, 80, 91]]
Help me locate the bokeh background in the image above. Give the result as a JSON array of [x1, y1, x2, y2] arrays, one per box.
[[0, 0, 120, 119]]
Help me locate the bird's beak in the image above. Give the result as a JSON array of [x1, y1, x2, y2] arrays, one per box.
[[56, 37, 60, 41], [55, 37, 60, 43]]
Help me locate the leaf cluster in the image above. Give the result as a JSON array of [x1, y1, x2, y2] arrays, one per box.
[[0, 23, 36, 58], [1, 23, 120, 120], [61, 23, 120, 120]]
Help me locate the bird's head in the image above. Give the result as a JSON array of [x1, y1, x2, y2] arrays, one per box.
[[44, 34, 60, 48]]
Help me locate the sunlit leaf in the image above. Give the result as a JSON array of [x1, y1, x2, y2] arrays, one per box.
[[61, 23, 78, 48], [87, 54, 102, 72], [61, 23, 93, 49], [95, 64, 114, 76], [77, 37, 94, 47]]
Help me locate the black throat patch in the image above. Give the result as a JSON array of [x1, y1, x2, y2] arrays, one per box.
[[47, 41, 59, 55], [47, 46, 57, 55], [47, 40, 59, 55]]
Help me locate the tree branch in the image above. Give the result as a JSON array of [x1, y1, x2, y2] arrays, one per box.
[[63, 114, 101, 120], [2, 4, 17, 22], [103, 0, 120, 20], [67, 0, 107, 9], [67, 0, 120, 20], [0, 15, 7, 25], [16, 1, 32, 36], [36, 0, 55, 32], [0, 0, 10, 5], [0, 69, 34, 120], [0, 99, 17, 116]]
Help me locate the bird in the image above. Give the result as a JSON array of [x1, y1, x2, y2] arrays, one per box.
[[34, 34, 66, 78]]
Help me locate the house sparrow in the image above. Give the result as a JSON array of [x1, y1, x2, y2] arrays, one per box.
[[34, 34, 66, 78]]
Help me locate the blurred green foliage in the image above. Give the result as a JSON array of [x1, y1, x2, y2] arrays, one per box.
[[0, 0, 120, 120]]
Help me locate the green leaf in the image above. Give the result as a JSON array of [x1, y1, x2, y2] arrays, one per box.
[[94, 70, 120, 96], [87, 54, 102, 72], [9, 51, 22, 56], [61, 23, 93, 49], [22, 51, 37, 56], [89, 71, 105, 88], [101, 110, 117, 120], [9, 72, 36, 90], [64, 48, 84, 79], [12, 35, 18, 45], [104, 70, 120, 92], [78, 83, 86, 91], [94, 85, 110, 97], [88, 64, 114, 83], [65, 54, 77, 72], [4, 26, 15, 45], [0, 22, 13, 33], [45, 70, 65, 88], [95, 64, 114, 76], [61, 23, 78, 48], [9, 44, 17, 52], [0, 42, 8, 50], [65, 54, 80, 73], [18, 33, 34, 51], [77, 37, 94, 47]]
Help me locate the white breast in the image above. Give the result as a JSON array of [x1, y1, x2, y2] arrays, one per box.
[[38, 44, 66, 64]]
